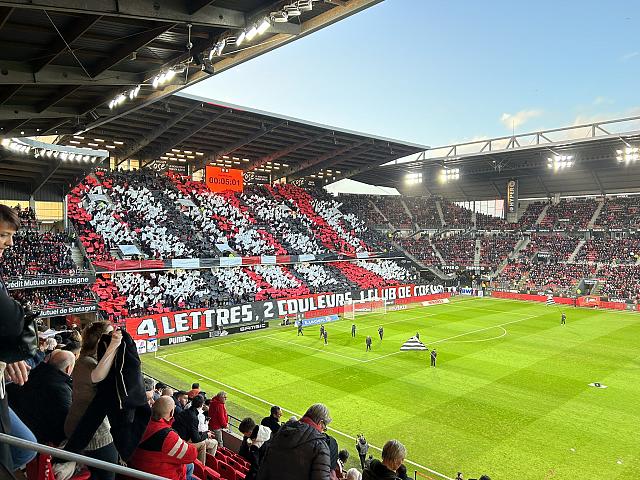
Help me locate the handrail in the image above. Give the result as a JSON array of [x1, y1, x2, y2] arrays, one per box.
[[0, 433, 168, 480]]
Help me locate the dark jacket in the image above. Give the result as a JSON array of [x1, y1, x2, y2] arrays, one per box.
[[64, 330, 151, 461], [362, 459, 398, 480], [260, 415, 281, 435], [256, 419, 330, 480], [172, 406, 207, 444], [7, 361, 72, 445]]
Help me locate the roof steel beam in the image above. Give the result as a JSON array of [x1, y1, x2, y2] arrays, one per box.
[[88, 23, 176, 77], [0, 85, 22, 105], [144, 109, 229, 164], [282, 141, 368, 179], [77, 0, 382, 134], [0, 106, 80, 120], [31, 159, 62, 196], [0, 1, 245, 28], [115, 103, 202, 166], [205, 121, 287, 166], [331, 153, 397, 182], [0, 6, 12, 30], [33, 15, 102, 72], [288, 142, 375, 181], [35, 85, 81, 113], [0, 62, 143, 85]]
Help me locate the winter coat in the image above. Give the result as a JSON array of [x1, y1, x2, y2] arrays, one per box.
[[173, 406, 208, 444], [7, 361, 72, 445], [260, 415, 281, 435], [64, 330, 151, 461], [207, 397, 228, 430], [256, 419, 330, 480], [239, 424, 271, 480], [129, 417, 198, 480], [362, 459, 398, 480]]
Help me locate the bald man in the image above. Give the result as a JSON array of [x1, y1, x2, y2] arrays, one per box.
[[7, 350, 75, 446], [129, 396, 198, 480]]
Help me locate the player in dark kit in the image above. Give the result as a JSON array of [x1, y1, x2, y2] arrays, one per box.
[[365, 335, 372, 351], [320, 324, 325, 339], [378, 326, 384, 340], [351, 324, 356, 337], [561, 312, 566, 325], [297, 323, 303, 336], [430, 349, 437, 367], [323, 329, 328, 345]]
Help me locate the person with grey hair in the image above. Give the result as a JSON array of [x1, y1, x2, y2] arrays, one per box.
[[208, 390, 229, 447], [346, 468, 362, 480], [256, 403, 331, 480], [362, 440, 407, 480]]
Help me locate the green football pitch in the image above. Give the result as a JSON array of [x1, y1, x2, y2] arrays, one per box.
[[141, 297, 640, 479]]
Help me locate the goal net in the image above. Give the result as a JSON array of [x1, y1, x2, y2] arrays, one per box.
[[343, 299, 387, 319]]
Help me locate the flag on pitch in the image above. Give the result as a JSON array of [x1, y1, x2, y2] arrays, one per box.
[[400, 336, 427, 351], [546, 294, 555, 306]]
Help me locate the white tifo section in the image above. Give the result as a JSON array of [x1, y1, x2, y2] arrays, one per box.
[[355, 259, 412, 282]]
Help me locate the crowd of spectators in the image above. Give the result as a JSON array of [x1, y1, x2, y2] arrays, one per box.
[[293, 263, 352, 293], [431, 234, 476, 265], [10, 286, 95, 309], [338, 194, 388, 227], [480, 234, 520, 266], [0, 230, 76, 278], [396, 236, 440, 265], [598, 265, 640, 301], [513, 201, 547, 230], [574, 237, 640, 264], [524, 263, 597, 294], [403, 197, 441, 229], [519, 233, 580, 262], [441, 201, 473, 228], [594, 196, 640, 230], [538, 198, 598, 231], [354, 259, 415, 283], [476, 212, 507, 230], [370, 196, 413, 229]]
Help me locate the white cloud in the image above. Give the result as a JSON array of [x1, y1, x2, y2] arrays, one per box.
[[500, 109, 542, 130], [621, 51, 639, 61]]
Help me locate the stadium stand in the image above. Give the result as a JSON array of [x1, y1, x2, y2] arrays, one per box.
[[441, 201, 473, 228], [403, 197, 441, 229], [538, 198, 598, 231], [513, 201, 547, 230], [0, 230, 77, 278], [431, 233, 476, 266], [371, 196, 412, 229], [594, 196, 640, 230], [396, 237, 440, 265]]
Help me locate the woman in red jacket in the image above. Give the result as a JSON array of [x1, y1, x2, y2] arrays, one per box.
[[207, 391, 229, 447]]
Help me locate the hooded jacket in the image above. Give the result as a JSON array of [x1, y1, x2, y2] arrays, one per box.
[[239, 424, 272, 480], [256, 419, 330, 480], [362, 459, 398, 480], [172, 405, 208, 444]]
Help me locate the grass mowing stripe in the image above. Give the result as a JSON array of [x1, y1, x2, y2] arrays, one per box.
[[155, 355, 454, 480]]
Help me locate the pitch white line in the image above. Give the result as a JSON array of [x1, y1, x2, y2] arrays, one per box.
[[155, 356, 453, 480], [264, 334, 369, 363], [448, 326, 508, 343], [362, 313, 539, 363]]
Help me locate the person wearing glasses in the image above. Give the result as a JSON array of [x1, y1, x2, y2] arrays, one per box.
[[257, 403, 331, 480]]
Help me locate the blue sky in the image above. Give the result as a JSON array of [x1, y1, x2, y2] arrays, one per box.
[[186, 0, 640, 149]]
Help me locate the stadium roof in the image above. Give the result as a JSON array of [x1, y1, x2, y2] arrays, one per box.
[[0, 0, 381, 138], [355, 116, 640, 200], [56, 91, 427, 183]]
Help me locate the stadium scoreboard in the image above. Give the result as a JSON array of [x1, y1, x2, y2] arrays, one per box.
[[206, 166, 244, 192]]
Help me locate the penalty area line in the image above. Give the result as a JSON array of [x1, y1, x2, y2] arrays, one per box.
[[154, 356, 454, 480]]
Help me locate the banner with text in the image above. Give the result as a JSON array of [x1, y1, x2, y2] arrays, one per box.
[[6, 274, 96, 291], [125, 284, 446, 340]]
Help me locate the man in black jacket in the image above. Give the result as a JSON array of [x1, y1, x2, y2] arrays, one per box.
[[7, 350, 75, 446], [172, 394, 217, 463], [362, 439, 407, 480], [260, 405, 282, 435], [257, 403, 331, 480]]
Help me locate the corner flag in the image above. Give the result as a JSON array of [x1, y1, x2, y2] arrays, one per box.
[[400, 336, 427, 351]]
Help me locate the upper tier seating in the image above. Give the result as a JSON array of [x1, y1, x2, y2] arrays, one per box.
[[538, 198, 598, 231]]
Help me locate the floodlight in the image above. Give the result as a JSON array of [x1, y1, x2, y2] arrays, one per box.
[[245, 25, 258, 41], [257, 17, 270, 35], [236, 30, 246, 46]]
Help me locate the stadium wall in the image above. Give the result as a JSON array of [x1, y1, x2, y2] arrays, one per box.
[[491, 290, 634, 311]]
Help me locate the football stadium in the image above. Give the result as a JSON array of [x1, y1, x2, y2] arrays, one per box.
[[0, 1, 639, 480]]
